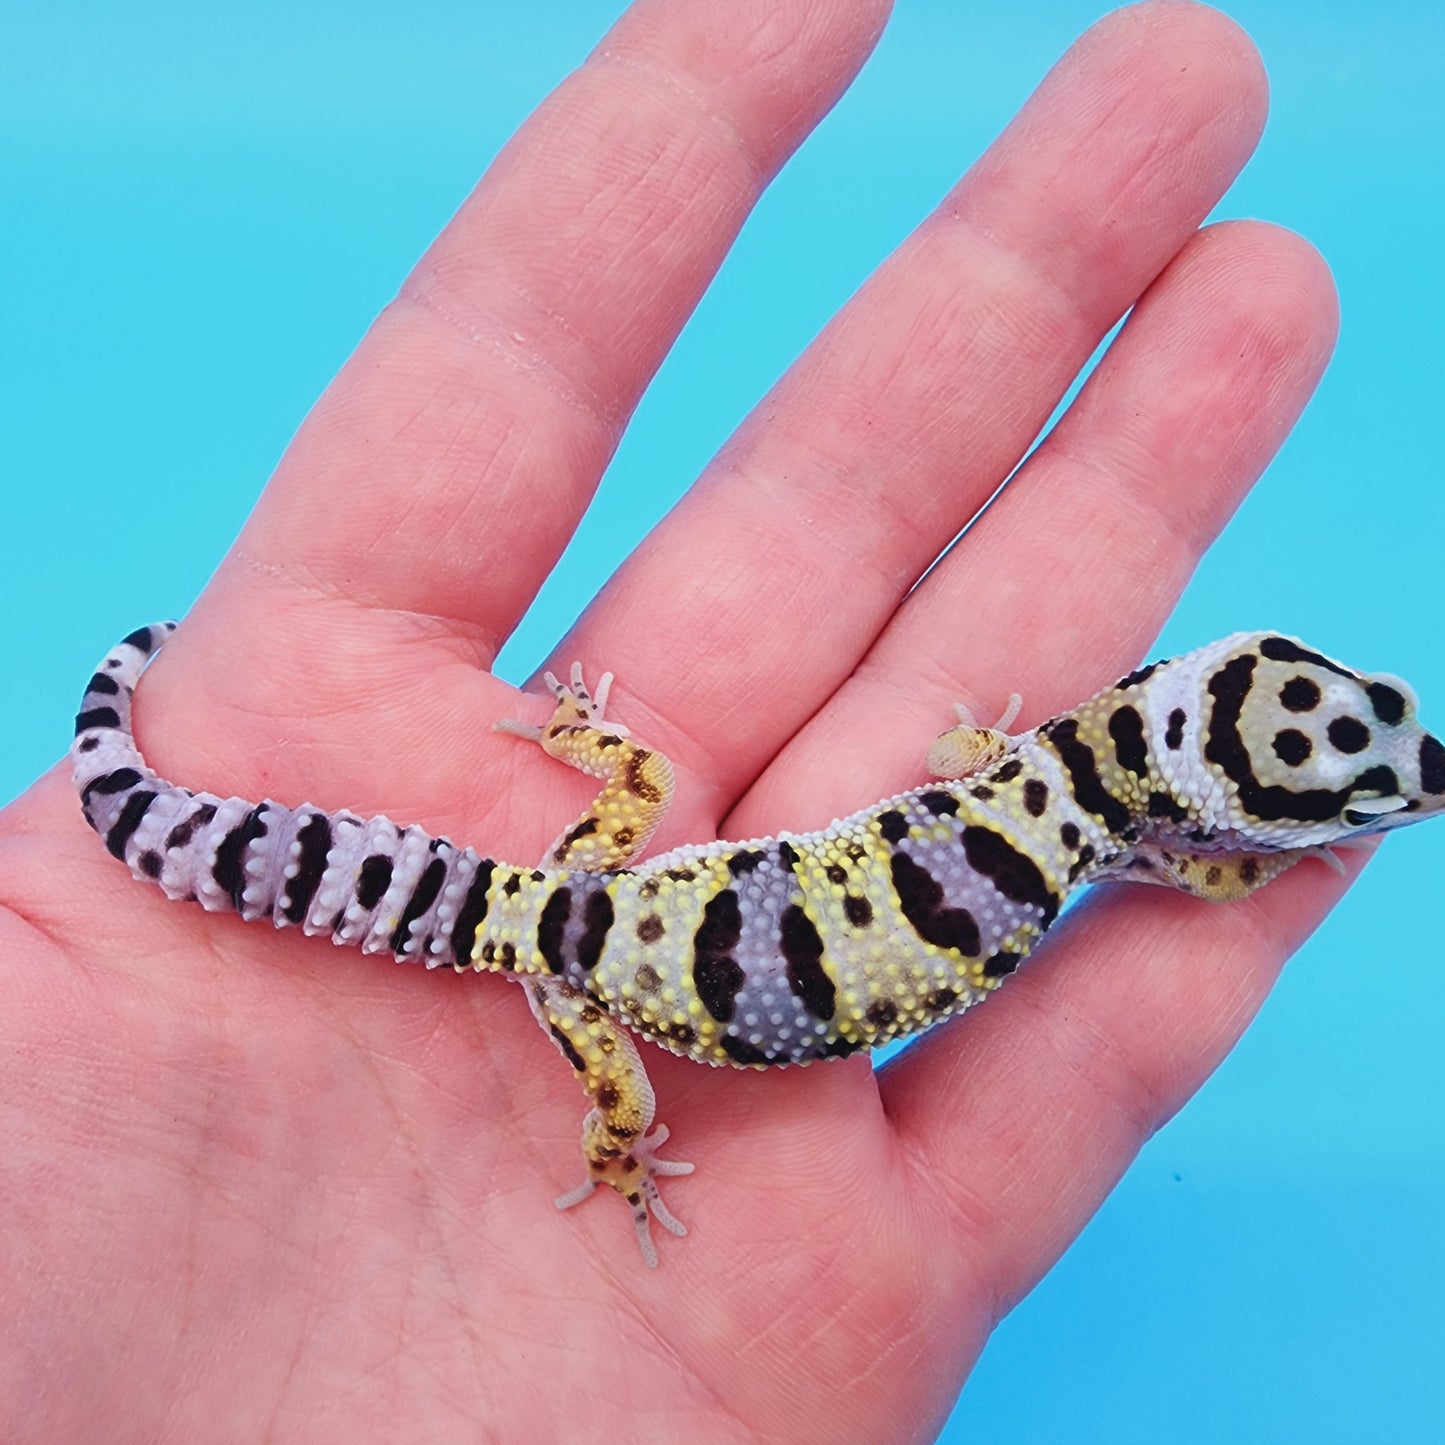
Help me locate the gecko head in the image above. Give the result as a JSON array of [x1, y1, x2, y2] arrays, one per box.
[[1224, 635, 1445, 837]]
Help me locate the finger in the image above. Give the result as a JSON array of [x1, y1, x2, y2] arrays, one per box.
[[882, 855, 1360, 1316], [128, 0, 891, 821], [734, 220, 1340, 833], [548, 1, 1268, 815], [206, 0, 894, 644]]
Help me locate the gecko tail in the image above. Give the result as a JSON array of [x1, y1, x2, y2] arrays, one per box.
[[69, 621, 493, 970]]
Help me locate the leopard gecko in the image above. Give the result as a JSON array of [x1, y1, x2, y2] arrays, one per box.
[[70, 623, 1445, 1264]]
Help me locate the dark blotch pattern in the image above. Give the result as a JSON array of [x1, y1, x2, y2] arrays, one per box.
[[890, 851, 981, 955], [138, 850, 163, 878], [211, 805, 269, 909], [693, 890, 745, 1022], [721, 1034, 771, 1066], [962, 826, 1059, 925], [1165, 708, 1187, 750], [1366, 681, 1406, 726], [1272, 729, 1313, 766], [1327, 716, 1370, 754], [388, 856, 446, 955], [87, 671, 121, 696], [1420, 735, 1445, 793], [74, 706, 121, 736], [780, 904, 834, 1020], [356, 854, 394, 911], [1280, 677, 1321, 713], [536, 886, 572, 973], [1045, 718, 1132, 833], [282, 813, 333, 924], [843, 894, 873, 928], [450, 860, 495, 965], [876, 810, 909, 843], [865, 1000, 898, 1028], [1147, 791, 1189, 823], [1023, 779, 1048, 817], [983, 950, 1021, 978], [549, 1025, 587, 1073], [81, 766, 144, 811], [919, 790, 960, 816], [1059, 821, 1080, 850], [727, 849, 765, 876], [575, 891, 614, 971], [1108, 705, 1148, 777], [1259, 637, 1357, 679], [636, 914, 664, 944], [993, 759, 1023, 784]]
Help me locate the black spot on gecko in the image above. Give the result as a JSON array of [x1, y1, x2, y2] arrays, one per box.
[[282, 813, 333, 924], [625, 750, 665, 804], [693, 890, 744, 1022], [549, 1025, 587, 1073], [80, 766, 144, 810], [1165, 708, 1187, 750], [1059, 821, 1080, 850], [1044, 718, 1132, 834], [1023, 779, 1048, 817], [449, 860, 495, 966], [1280, 677, 1321, 712], [924, 987, 959, 1013], [1108, 705, 1148, 777], [890, 852, 981, 955], [1366, 682, 1407, 726], [1421, 735, 1445, 794], [553, 817, 598, 862], [86, 671, 121, 697], [721, 1034, 771, 1066], [211, 805, 269, 910], [865, 1000, 898, 1028], [1272, 729, 1312, 766], [727, 849, 766, 876], [536, 886, 572, 973], [876, 810, 909, 843], [74, 706, 121, 736], [164, 801, 216, 850], [77, 736, 100, 752], [1205, 866, 1223, 886], [1239, 859, 1260, 885], [919, 790, 960, 816], [388, 856, 446, 956], [636, 914, 664, 944], [356, 854, 394, 911], [777, 841, 800, 870], [843, 894, 873, 928], [1147, 791, 1189, 823], [781, 904, 834, 1021], [983, 950, 1021, 978], [1067, 843, 1096, 884], [663, 868, 697, 883], [634, 963, 661, 992], [963, 826, 1059, 925], [596, 1081, 620, 1111], [825, 863, 848, 885], [1116, 662, 1158, 689], [1259, 637, 1357, 679], [121, 626, 158, 654], [1327, 717, 1370, 754], [138, 850, 162, 878], [575, 891, 614, 971], [970, 785, 994, 801], [992, 758, 1023, 784]]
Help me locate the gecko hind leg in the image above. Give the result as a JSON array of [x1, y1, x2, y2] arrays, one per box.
[[525, 973, 694, 1268], [496, 663, 675, 871]]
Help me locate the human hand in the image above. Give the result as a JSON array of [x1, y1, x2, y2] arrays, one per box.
[[2, 1, 1342, 1439]]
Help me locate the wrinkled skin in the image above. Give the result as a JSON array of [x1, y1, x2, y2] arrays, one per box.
[[0, 2, 1348, 1441]]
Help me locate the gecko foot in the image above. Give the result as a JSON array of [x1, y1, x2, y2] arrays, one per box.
[[556, 1121, 694, 1268]]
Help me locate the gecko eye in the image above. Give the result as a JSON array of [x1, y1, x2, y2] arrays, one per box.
[[1342, 795, 1409, 828]]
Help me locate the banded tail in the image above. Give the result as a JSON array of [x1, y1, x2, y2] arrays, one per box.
[[70, 623, 493, 971]]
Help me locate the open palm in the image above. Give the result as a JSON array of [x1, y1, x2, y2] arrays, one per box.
[[3, 2, 1347, 1439]]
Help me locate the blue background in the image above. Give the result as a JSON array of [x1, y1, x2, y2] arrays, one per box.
[[3, 2, 1441, 1439]]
